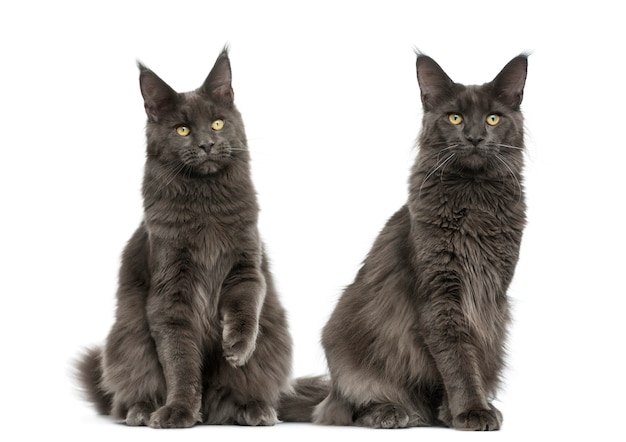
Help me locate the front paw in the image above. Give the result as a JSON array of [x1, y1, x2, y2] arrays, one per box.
[[149, 404, 199, 429], [222, 315, 258, 367], [453, 406, 502, 431]]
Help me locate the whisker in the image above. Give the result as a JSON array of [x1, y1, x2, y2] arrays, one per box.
[[422, 140, 454, 148], [494, 154, 523, 205], [497, 143, 525, 151], [436, 144, 460, 162], [143, 161, 187, 194], [419, 152, 456, 200]]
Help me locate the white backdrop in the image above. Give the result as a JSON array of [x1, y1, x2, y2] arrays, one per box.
[[1, 1, 624, 440]]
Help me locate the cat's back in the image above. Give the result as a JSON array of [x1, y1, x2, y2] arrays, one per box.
[[322, 206, 424, 368]]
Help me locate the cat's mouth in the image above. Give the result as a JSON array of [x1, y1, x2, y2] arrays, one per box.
[[454, 146, 495, 170], [192, 156, 228, 175], [178, 147, 232, 175]]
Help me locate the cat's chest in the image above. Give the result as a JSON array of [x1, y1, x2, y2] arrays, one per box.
[[447, 206, 508, 237], [413, 191, 524, 273], [145, 201, 250, 281], [423, 181, 523, 238]]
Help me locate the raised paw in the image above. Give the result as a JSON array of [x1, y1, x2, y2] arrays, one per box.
[[354, 403, 411, 429], [149, 403, 199, 429], [222, 314, 258, 367], [453, 406, 502, 431]]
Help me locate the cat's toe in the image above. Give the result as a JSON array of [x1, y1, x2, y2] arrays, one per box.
[[222, 332, 256, 367], [125, 402, 153, 426], [237, 402, 278, 426], [149, 404, 199, 429], [354, 403, 411, 429], [223, 340, 255, 367], [222, 317, 258, 367], [453, 407, 502, 431]]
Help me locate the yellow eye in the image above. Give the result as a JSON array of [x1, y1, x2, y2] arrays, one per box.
[[176, 126, 191, 137], [448, 113, 463, 125], [486, 114, 501, 126], [211, 119, 224, 131]]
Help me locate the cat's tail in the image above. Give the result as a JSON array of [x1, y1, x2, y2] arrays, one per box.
[[75, 347, 113, 415], [277, 376, 330, 422]]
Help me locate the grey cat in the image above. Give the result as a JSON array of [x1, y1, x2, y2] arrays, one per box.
[[278, 53, 528, 431], [77, 48, 292, 428]]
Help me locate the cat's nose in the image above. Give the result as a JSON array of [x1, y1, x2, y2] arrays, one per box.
[[199, 142, 215, 154], [465, 135, 484, 147]]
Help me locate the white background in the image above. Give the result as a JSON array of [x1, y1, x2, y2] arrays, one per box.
[[1, 1, 624, 440]]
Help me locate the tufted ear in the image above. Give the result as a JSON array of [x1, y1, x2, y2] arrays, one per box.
[[492, 55, 528, 109], [416, 53, 455, 111], [138, 62, 178, 122], [200, 47, 234, 104]]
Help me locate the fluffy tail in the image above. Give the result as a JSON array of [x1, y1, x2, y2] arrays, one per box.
[[277, 376, 330, 422], [76, 347, 112, 415]]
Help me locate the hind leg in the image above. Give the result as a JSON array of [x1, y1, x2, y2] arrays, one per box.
[[103, 318, 166, 425], [203, 386, 278, 426], [313, 389, 355, 426], [124, 402, 154, 426], [315, 390, 421, 428], [315, 369, 433, 428], [99, 226, 167, 425], [102, 288, 167, 424], [203, 350, 288, 426], [354, 403, 416, 429]]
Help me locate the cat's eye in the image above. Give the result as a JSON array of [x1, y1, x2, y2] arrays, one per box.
[[448, 113, 463, 125], [486, 114, 501, 126], [211, 119, 225, 131], [176, 126, 191, 137]]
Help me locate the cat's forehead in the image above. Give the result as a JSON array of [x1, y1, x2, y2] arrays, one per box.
[[178, 91, 220, 119], [451, 84, 495, 113]]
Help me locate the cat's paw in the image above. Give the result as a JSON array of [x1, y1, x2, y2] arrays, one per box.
[[222, 314, 258, 367], [125, 402, 153, 426], [149, 404, 199, 429], [453, 406, 502, 431], [354, 403, 411, 429], [236, 402, 278, 426]]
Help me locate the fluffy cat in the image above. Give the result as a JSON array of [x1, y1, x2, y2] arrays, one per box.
[[278, 53, 528, 431], [77, 48, 292, 428]]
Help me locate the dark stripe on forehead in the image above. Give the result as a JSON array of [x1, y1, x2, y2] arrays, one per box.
[[454, 85, 492, 113]]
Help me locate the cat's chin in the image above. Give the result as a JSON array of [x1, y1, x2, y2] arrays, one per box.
[[454, 148, 494, 172], [189, 160, 226, 176]]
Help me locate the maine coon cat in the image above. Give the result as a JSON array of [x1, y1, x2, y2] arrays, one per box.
[[278, 53, 528, 431], [77, 48, 292, 428]]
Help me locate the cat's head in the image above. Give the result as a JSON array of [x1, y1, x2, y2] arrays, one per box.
[[139, 48, 247, 175], [416, 53, 527, 175]]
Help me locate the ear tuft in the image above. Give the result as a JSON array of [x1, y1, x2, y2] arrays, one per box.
[[492, 55, 528, 109], [201, 47, 234, 104], [138, 63, 178, 122], [416, 54, 455, 111]]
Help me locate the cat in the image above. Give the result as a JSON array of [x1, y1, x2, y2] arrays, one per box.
[[77, 48, 292, 428], [278, 53, 528, 431]]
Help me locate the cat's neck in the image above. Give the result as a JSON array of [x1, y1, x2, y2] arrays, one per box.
[[409, 164, 525, 222], [142, 158, 258, 217]]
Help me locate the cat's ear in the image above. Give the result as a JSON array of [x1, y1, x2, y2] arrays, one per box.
[[201, 48, 234, 104], [492, 55, 528, 109], [138, 62, 178, 122], [416, 54, 455, 111]]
